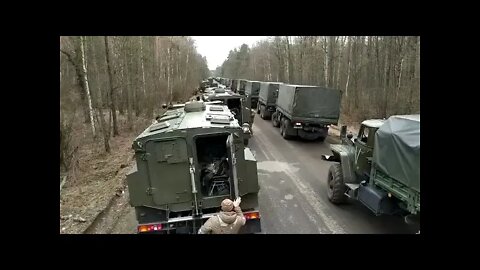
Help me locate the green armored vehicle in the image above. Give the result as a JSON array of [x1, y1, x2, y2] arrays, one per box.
[[257, 82, 282, 120], [244, 80, 261, 111], [202, 88, 254, 145], [272, 84, 341, 141], [126, 101, 262, 234], [322, 115, 420, 226]]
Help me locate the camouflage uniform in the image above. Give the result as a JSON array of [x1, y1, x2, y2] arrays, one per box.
[[198, 199, 246, 234]]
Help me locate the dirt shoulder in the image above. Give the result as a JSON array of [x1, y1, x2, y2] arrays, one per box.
[[60, 116, 151, 234]]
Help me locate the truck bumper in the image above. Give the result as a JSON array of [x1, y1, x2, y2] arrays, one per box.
[[297, 127, 328, 140], [137, 210, 262, 234]]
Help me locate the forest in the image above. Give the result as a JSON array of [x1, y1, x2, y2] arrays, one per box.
[[216, 36, 420, 123]]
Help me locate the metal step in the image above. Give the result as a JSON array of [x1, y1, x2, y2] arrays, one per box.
[[344, 184, 360, 198], [345, 183, 360, 190]]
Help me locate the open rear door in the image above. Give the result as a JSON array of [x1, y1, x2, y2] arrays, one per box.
[[226, 134, 239, 199]]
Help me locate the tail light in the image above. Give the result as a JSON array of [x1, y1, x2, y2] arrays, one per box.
[[244, 212, 260, 220], [293, 122, 303, 128], [138, 223, 163, 233]]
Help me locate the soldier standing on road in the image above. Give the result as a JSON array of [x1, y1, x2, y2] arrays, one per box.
[[198, 197, 246, 234]]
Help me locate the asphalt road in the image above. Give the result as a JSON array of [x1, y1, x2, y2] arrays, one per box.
[[111, 115, 418, 234], [250, 116, 417, 234]]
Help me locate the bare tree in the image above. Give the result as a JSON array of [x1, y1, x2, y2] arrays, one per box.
[[90, 37, 110, 152], [104, 36, 119, 136], [79, 36, 96, 138]]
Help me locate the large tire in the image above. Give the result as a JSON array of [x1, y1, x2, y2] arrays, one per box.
[[272, 112, 280, 127], [327, 164, 347, 204], [317, 136, 326, 142], [280, 118, 292, 140]]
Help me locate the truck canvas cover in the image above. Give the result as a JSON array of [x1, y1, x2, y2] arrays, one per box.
[[245, 81, 261, 96], [277, 84, 341, 120], [259, 82, 282, 105], [373, 114, 420, 192]]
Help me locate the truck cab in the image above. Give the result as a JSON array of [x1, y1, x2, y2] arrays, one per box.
[[353, 119, 385, 182]]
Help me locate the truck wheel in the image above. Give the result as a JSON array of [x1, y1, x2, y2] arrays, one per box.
[[317, 136, 326, 142], [272, 112, 280, 127], [327, 163, 347, 204], [280, 119, 292, 140]]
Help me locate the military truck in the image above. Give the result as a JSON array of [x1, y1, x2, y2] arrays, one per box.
[[202, 88, 254, 145], [244, 80, 261, 111], [199, 80, 209, 92], [271, 84, 341, 141], [126, 101, 262, 234], [225, 78, 232, 89], [257, 82, 282, 120], [238, 79, 247, 95], [231, 79, 239, 93], [322, 115, 420, 226]]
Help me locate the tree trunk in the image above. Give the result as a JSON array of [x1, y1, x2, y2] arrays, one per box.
[[383, 38, 391, 118], [140, 37, 147, 98], [336, 37, 344, 89], [396, 57, 404, 106], [345, 37, 352, 98], [328, 36, 336, 88], [104, 36, 119, 136], [299, 37, 304, 84], [131, 48, 140, 117], [415, 37, 420, 79], [286, 36, 295, 83], [62, 40, 89, 123], [167, 42, 172, 102], [323, 37, 328, 86], [80, 36, 96, 138], [184, 48, 190, 97], [91, 37, 110, 153], [124, 42, 133, 131], [267, 51, 272, 81]]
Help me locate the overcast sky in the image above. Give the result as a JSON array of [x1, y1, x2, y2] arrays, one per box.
[[191, 36, 269, 70]]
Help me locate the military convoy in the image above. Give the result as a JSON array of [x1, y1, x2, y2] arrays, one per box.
[[126, 101, 261, 234], [202, 87, 254, 145], [322, 115, 420, 225], [126, 73, 419, 234]]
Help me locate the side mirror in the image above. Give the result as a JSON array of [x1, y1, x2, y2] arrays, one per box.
[[162, 103, 167, 109], [347, 133, 353, 139]]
